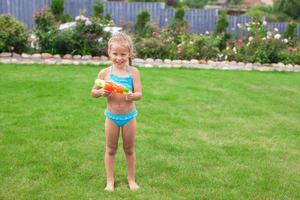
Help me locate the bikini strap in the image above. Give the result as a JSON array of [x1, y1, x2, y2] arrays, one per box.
[[110, 65, 131, 76], [126, 65, 132, 76]]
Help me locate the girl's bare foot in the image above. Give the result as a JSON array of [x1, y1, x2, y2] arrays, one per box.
[[128, 180, 139, 191], [104, 182, 114, 192]]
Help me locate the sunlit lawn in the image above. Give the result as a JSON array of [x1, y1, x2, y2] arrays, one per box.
[[0, 64, 300, 200]]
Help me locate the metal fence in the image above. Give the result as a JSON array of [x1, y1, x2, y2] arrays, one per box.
[[0, 0, 299, 38]]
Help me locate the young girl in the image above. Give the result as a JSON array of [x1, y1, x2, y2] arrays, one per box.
[[91, 32, 142, 191]]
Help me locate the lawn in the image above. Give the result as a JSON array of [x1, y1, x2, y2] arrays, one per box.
[[0, 64, 300, 200]]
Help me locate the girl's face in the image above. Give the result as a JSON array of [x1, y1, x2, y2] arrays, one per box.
[[108, 43, 131, 68]]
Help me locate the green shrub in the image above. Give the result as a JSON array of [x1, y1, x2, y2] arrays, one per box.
[[165, 0, 177, 7], [72, 16, 111, 56], [52, 29, 76, 55], [93, 0, 104, 18], [134, 10, 152, 37], [50, 0, 71, 23], [33, 6, 56, 31], [33, 6, 57, 53], [135, 36, 177, 59], [284, 21, 297, 47], [183, 0, 208, 8], [196, 35, 222, 60], [50, 0, 64, 18], [0, 15, 29, 53], [215, 11, 229, 35], [168, 8, 188, 44], [289, 50, 300, 64]]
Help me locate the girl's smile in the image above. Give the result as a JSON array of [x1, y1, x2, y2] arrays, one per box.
[[108, 43, 131, 68]]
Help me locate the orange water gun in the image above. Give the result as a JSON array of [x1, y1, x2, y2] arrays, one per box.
[[95, 79, 131, 94]]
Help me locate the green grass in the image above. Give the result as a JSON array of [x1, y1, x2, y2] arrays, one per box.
[[0, 64, 300, 200]]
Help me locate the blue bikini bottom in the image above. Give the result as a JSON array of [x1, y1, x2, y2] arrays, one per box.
[[104, 109, 138, 127]]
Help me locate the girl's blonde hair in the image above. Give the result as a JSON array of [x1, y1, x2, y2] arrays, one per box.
[[107, 32, 135, 66]]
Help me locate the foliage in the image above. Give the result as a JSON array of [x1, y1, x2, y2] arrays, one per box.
[[50, 0, 71, 23], [182, 0, 209, 8], [93, 0, 104, 18], [134, 10, 152, 37], [214, 11, 230, 51], [0, 15, 29, 53], [228, 0, 242, 5], [34, 6, 56, 31], [176, 33, 223, 60], [284, 21, 297, 46], [290, 51, 300, 65], [128, 0, 163, 2], [244, 5, 274, 20], [135, 37, 177, 59], [273, 0, 300, 21], [71, 16, 111, 56], [33, 6, 57, 53], [33, 8, 111, 55], [215, 11, 229, 35], [50, 0, 64, 18], [168, 8, 189, 43], [165, 0, 177, 7], [51, 29, 76, 55], [246, 0, 300, 22], [222, 20, 292, 64]]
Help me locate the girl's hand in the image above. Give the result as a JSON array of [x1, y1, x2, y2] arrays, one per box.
[[100, 88, 111, 97], [125, 92, 135, 101]]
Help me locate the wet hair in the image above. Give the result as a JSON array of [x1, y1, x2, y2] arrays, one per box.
[[107, 32, 135, 66]]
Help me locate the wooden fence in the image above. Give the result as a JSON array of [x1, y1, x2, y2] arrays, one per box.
[[0, 0, 299, 38]]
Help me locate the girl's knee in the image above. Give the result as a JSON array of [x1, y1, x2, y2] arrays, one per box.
[[106, 145, 118, 156], [123, 146, 134, 156]]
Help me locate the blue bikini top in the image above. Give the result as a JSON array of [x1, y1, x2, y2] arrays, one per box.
[[109, 66, 134, 92]]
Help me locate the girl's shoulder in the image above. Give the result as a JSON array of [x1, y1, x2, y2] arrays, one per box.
[[97, 67, 111, 79], [128, 66, 139, 75]]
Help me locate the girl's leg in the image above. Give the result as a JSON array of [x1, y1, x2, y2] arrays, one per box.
[[121, 118, 139, 190], [104, 118, 120, 191]]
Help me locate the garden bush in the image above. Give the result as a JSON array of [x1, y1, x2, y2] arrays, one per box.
[[168, 7, 189, 43], [72, 16, 111, 56], [33, 6, 57, 53], [290, 50, 300, 65], [33, 5, 111, 56], [222, 20, 292, 64], [50, 0, 71, 23], [214, 10, 230, 51], [134, 10, 153, 38], [0, 15, 29, 53]]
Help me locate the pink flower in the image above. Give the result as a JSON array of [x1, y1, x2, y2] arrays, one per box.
[[152, 32, 158, 37], [288, 47, 294, 52]]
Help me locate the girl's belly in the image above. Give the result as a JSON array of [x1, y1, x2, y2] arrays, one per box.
[[107, 94, 135, 114]]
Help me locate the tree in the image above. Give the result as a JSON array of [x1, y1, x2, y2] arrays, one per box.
[[215, 10, 229, 34], [273, 0, 300, 20], [50, 0, 64, 18], [134, 10, 151, 37], [93, 0, 104, 18], [228, 0, 242, 5]]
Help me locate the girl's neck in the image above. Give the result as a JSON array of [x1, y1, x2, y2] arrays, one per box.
[[111, 65, 129, 76], [112, 64, 128, 71]]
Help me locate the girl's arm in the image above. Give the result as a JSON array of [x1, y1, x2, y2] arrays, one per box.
[[91, 68, 111, 98], [126, 67, 142, 101]]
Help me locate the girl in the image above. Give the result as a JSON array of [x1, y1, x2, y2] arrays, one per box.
[[91, 32, 142, 191]]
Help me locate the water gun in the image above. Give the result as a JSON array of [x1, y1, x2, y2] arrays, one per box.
[[94, 79, 131, 94]]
